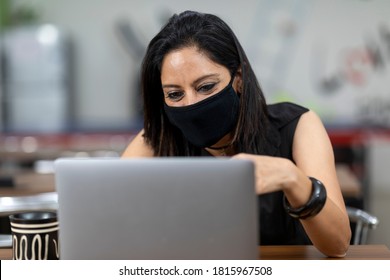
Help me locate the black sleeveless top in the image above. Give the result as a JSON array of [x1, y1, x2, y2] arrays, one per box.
[[203, 102, 311, 245], [259, 102, 311, 245]]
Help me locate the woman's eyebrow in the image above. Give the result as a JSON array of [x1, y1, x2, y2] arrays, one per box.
[[191, 74, 220, 87], [162, 74, 220, 89], [162, 84, 180, 89]]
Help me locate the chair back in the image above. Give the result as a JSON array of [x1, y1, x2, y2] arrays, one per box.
[[347, 206, 379, 245]]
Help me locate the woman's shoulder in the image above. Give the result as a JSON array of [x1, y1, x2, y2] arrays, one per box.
[[267, 102, 309, 129], [121, 129, 155, 158]]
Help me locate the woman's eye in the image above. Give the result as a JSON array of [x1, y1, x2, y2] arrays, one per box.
[[166, 91, 184, 101], [198, 83, 216, 93]]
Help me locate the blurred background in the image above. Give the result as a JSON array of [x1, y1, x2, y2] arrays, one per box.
[[1, 0, 390, 247]]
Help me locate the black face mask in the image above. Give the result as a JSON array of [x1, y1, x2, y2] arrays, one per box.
[[163, 81, 240, 148]]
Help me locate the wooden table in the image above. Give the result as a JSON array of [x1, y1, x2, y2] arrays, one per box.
[[1, 245, 390, 260], [258, 245, 390, 260]]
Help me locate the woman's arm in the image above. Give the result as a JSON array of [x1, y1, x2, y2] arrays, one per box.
[[121, 129, 155, 158], [233, 110, 351, 257], [292, 110, 351, 256]]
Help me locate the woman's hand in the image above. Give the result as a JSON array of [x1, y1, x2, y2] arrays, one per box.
[[232, 153, 313, 208], [231, 153, 296, 194]]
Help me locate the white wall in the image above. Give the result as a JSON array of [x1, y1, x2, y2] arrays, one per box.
[[9, 0, 389, 130]]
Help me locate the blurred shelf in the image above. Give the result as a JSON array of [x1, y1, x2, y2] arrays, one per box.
[[0, 132, 136, 162], [0, 171, 55, 197]]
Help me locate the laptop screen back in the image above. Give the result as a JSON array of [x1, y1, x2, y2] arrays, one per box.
[[55, 158, 258, 260]]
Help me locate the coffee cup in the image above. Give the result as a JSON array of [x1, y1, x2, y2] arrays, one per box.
[[9, 211, 59, 260]]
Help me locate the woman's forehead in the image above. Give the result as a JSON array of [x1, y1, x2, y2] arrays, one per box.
[[161, 47, 228, 83]]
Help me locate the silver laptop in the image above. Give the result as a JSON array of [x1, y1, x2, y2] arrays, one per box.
[[54, 157, 258, 260]]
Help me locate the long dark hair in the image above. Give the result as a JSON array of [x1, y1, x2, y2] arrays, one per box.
[[141, 10, 269, 156]]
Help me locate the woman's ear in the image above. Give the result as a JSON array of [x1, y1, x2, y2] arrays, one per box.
[[233, 67, 243, 94]]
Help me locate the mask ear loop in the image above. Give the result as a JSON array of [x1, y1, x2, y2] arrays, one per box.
[[228, 67, 242, 146]]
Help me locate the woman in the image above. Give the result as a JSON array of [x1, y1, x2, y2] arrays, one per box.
[[122, 10, 351, 257]]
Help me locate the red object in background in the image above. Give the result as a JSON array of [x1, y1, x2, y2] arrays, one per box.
[[327, 128, 390, 147]]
